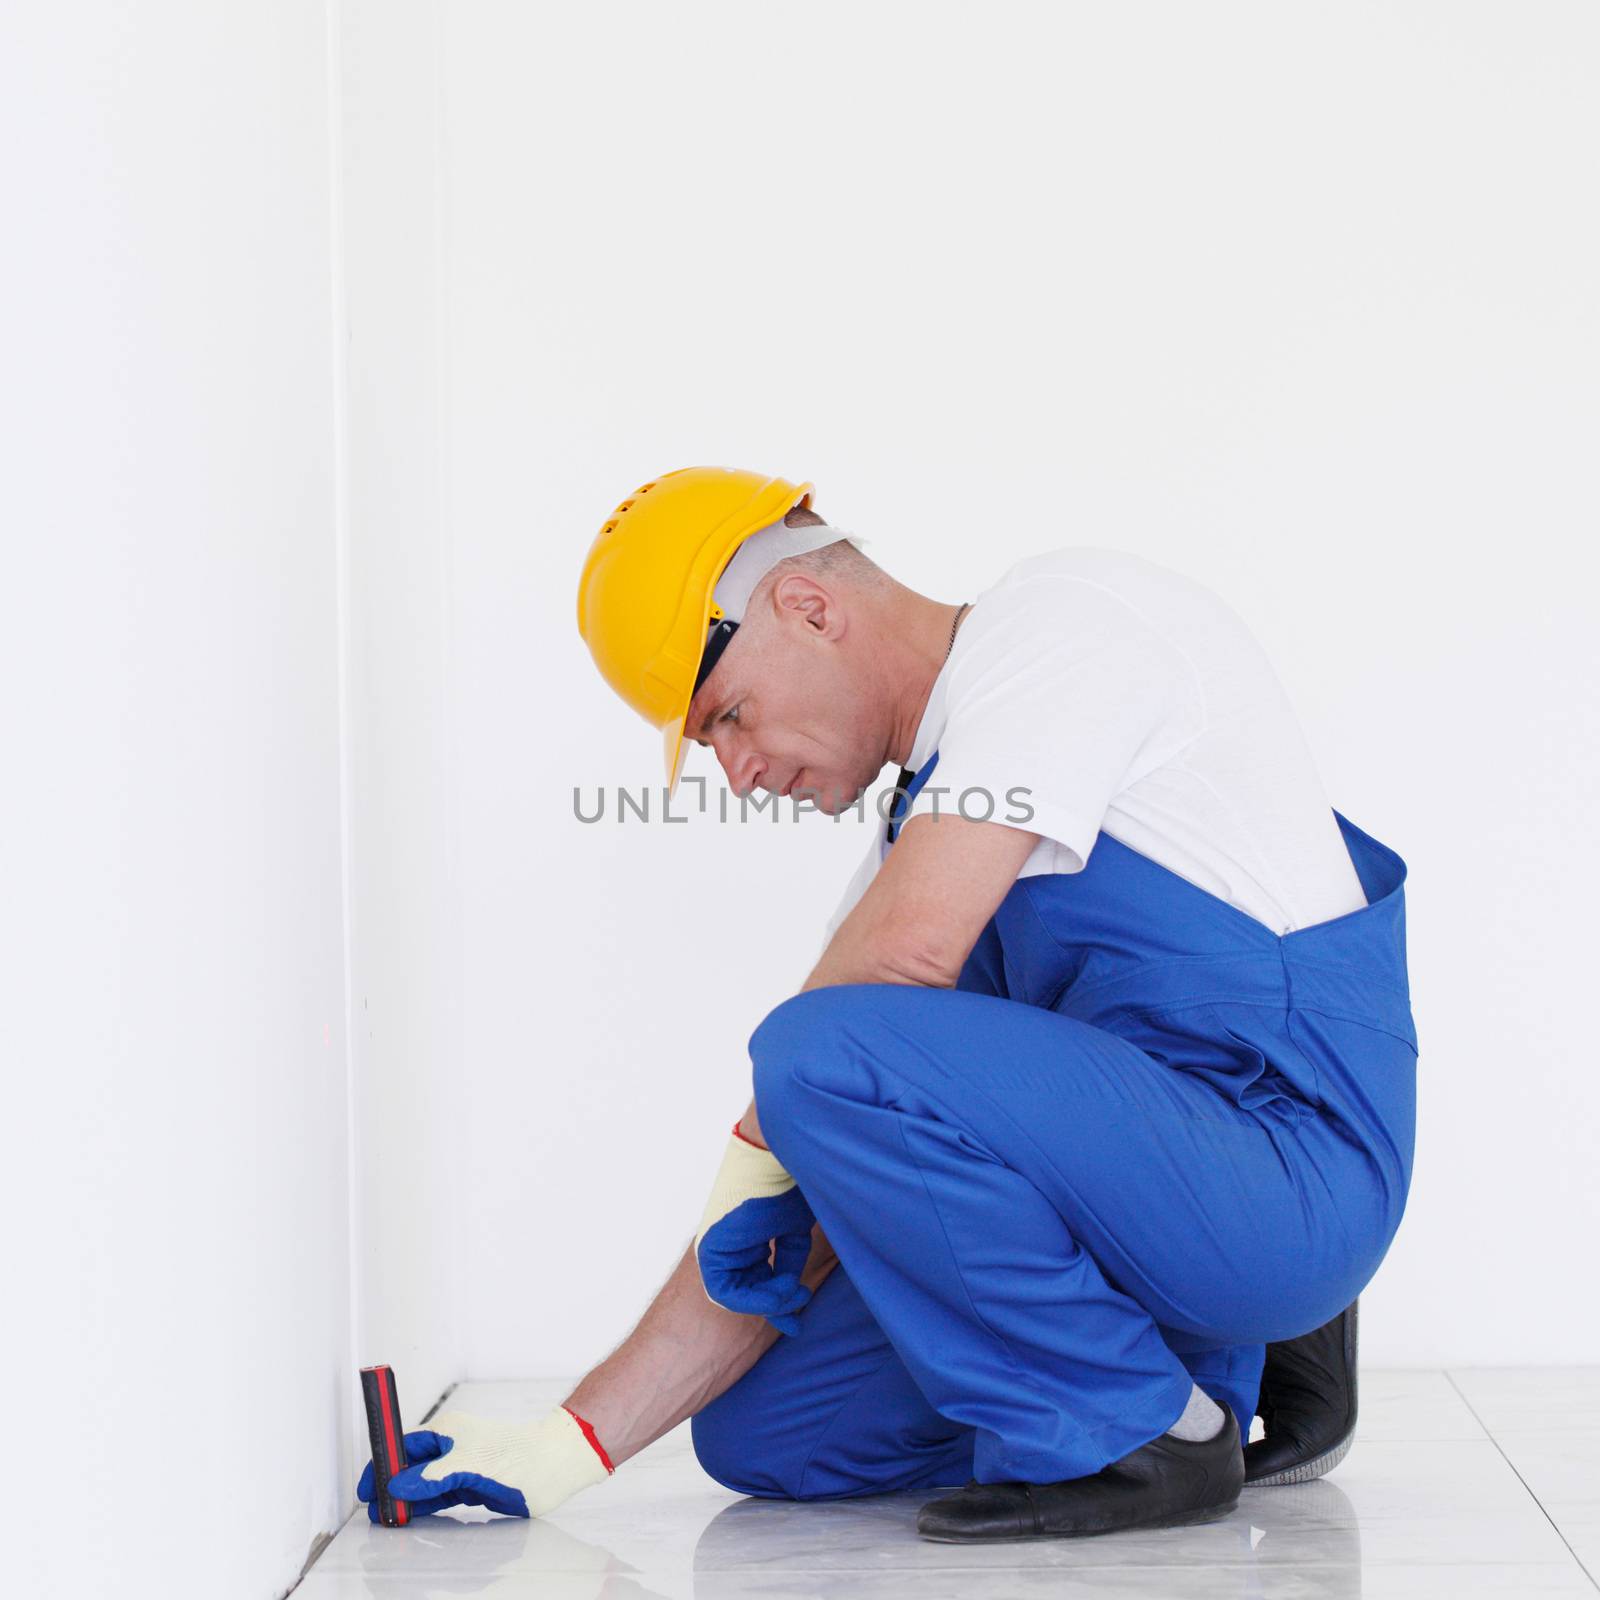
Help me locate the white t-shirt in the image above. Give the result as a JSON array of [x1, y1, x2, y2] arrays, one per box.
[[825, 546, 1367, 941]]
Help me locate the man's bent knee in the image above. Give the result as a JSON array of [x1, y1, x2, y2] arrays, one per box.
[[691, 1406, 815, 1500], [749, 985, 900, 1149]]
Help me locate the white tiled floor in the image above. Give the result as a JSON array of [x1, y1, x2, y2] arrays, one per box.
[[300, 1369, 1600, 1598]]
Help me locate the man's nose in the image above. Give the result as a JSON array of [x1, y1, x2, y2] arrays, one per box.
[[725, 744, 768, 797]]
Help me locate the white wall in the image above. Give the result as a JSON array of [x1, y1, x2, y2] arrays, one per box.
[[435, 1, 1599, 1372], [336, 0, 466, 1431], [2, 5, 356, 1597]]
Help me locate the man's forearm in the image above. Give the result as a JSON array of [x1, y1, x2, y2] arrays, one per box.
[[568, 948, 859, 1466], [561, 1223, 837, 1467]]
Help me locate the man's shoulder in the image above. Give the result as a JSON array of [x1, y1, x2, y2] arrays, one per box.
[[970, 546, 1184, 631], [982, 545, 1248, 642], [988, 544, 1194, 597]]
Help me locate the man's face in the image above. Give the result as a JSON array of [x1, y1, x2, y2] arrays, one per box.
[[684, 576, 884, 814]]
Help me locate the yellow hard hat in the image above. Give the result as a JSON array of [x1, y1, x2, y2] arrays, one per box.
[[576, 467, 814, 788]]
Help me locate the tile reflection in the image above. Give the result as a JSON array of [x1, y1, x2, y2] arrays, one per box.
[[348, 1512, 671, 1597], [313, 1480, 1365, 1598], [690, 1477, 1362, 1590]]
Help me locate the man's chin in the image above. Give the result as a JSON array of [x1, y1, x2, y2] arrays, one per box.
[[804, 780, 868, 816]]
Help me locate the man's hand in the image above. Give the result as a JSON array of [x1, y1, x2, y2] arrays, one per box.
[[357, 1405, 613, 1521], [693, 1124, 816, 1335]]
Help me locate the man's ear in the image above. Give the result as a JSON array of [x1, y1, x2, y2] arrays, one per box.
[[770, 573, 843, 639]]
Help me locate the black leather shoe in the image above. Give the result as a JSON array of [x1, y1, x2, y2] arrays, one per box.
[[1244, 1298, 1359, 1486], [916, 1406, 1243, 1542]]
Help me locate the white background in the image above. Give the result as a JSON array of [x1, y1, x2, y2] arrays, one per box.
[[441, 0, 1599, 1378], [3, 4, 1595, 1596]]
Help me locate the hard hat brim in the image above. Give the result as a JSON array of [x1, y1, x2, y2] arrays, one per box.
[[663, 716, 690, 796]]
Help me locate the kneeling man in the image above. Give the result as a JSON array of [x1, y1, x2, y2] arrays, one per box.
[[361, 467, 1415, 1543]]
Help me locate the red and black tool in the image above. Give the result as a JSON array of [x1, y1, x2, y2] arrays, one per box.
[[360, 1364, 411, 1527]]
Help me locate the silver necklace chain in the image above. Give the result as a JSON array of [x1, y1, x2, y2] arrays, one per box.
[[945, 601, 969, 662]]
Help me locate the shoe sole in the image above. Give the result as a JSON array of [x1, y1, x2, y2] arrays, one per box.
[[1245, 1430, 1354, 1487], [917, 1496, 1241, 1543]]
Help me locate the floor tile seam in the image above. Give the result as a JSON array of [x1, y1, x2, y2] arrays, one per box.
[[1444, 1370, 1600, 1593]]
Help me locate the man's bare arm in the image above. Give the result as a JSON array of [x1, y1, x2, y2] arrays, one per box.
[[564, 817, 1031, 1464], [738, 812, 1038, 1146], [560, 1223, 839, 1467]]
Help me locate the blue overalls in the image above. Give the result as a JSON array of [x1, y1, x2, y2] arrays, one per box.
[[691, 754, 1418, 1500]]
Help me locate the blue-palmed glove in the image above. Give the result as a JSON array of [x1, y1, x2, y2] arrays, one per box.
[[356, 1405, 614, 1522], [693, 1121, 816, 1335]]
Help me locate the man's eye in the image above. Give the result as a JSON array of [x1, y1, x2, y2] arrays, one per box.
[[721, 704, 741, 726]]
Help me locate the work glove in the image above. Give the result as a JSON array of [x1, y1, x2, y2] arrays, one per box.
[[693, 1122, 816, 1335], [356, 1404, 613, 1521]]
